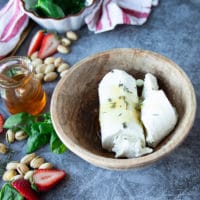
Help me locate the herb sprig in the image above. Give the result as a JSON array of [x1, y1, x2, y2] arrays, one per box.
[[3, 112, 67, 154]]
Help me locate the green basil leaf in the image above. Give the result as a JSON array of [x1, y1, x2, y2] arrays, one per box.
[[0, 183, 24, 200], [41, 112, 51, 123], [3, 112, 35, 131], [35, 0, 65, 18], [26, 123, 51, 153], [26, 133, 50, 153], [50, 131, 67, 154], [31, 122, 53, 135]]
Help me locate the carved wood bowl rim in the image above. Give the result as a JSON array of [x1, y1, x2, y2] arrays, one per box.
[[50, 48, 196, 170]]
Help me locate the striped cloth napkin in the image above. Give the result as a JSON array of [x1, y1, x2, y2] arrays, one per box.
[[0, 0, 29, 60], [85, 0, 159, 33]]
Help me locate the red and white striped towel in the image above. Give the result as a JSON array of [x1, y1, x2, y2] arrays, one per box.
[[0, 0, 29, 60], [85, 0, 159, 33]]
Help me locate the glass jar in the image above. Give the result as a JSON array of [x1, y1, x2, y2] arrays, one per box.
[[0, 56, 46, 115]]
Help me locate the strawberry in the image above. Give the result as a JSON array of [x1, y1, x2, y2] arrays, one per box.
[[0, 114, 4, 133], [12, 179, 39, 200], [38, 33, 60, 59], [28, 30, 45, 56], [33, 169, 66, 192]]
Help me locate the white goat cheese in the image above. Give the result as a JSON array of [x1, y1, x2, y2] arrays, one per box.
[[98, 69, 152, 158], [141, 73, 178, 147]]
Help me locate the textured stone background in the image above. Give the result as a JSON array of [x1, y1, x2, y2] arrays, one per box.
[[0, 0, 200, 199]]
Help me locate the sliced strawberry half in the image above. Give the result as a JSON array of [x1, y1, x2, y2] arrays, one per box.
[[38, 33, 60, 59], [12, 179, 39, 200], [28, 30, 45, 56], [0, 114, 4, 133], [33, 169, 66, 192]]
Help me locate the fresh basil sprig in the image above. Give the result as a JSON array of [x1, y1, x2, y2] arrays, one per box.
[[3, 112, 67, 154], [0, 183, 24, 200]]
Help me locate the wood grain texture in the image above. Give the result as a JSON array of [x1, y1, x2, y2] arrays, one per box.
[[50, 48, 196, 170]]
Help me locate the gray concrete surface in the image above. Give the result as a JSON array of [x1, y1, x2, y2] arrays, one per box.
[[0, 0, 200, 199]]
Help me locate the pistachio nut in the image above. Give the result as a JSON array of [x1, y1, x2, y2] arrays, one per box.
[[24, 170, 34, 180], [34, 73, 44, 81], [0, 143, 7, 154], [39, 162, 53, 169], [57, 45, 70, 54], [2, 170, 17, 181], [57, 63, 69, 73], [44, 64, 55, 74], [6, 129, 15, 143], [61, 38, 71, 47], [44, 57, 55, 64], [17, 163, 29, 175], [44, 72, 58, 82], [30, 156, 45, 169], [31, 58, 43, 67], [20, 153, 36, 165], [66, 31, 78, 41], [6, 161, 19, 170], [54, 57, 63, 67], [60, 69, 69, 77], [15, 130, 28, 141]]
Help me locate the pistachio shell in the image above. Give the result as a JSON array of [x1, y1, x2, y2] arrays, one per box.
[[6, 161, 19, 170], [66, 31, 78, 41], [0, 143, 7, 154], [15, 130, 28, 141], [45, 64, 56, 74], [24, 170, 34, 180], [20, 153, 36, 165], [17, 163, 29, 175], [34, 73, 44, 82], [35, 64, 47, 74], [39, 162, 53, 169], [31, 58, 43, 67], [60, 69, 69, 78], [6, 129, 15, 143], [44, 57, 55, 64], [2, 170, 17, 181], [30, 156, 45, 169], [44, 72, 58, 82], [57, 45, 70, 54], [61, 38, 71, 46], [54, 57, 63, 67], [57, 63, 69, 73]]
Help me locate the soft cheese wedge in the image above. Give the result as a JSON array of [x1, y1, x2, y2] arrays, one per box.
[[141, 73, 178, 147], [98, 69, 152, 158]]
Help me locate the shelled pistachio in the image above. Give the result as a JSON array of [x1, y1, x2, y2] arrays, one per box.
[[6, 129, 15, 143], [6, 161, 19, 170], [20, 153, 36, 165], [0, 143, 7, 154], [15, 130, 28, 141], [2, 170, 17, 181]]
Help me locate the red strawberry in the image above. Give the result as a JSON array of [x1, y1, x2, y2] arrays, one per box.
[[0, 114, 4, 133], [38, 33, 60, 59], [12, 179, 39, 200], [28, 30, 45, 56], [33, 169, 66, 192]]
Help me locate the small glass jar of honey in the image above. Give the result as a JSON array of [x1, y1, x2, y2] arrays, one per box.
[[0, 56, 46, 115]]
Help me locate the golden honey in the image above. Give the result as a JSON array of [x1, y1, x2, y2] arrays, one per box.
[[0, 56, 46, 115]]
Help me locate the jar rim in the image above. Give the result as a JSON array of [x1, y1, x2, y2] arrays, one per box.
[[0, 56, 33, 88]]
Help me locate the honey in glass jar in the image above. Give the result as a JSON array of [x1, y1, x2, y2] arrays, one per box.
[[0, 56, 46, 115]]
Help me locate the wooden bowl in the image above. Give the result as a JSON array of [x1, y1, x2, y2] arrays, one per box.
[[51, 49, 196, 170]]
